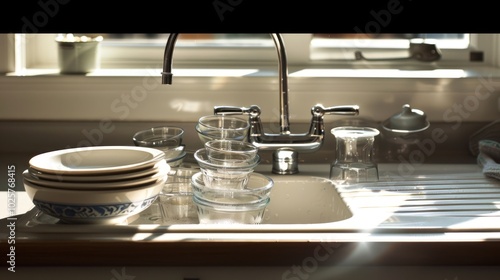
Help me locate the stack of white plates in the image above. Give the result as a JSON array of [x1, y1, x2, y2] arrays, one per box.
[[22, 146, 170, 224]]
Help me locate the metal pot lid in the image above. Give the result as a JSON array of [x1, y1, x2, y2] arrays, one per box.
[[382, 104, 430, 134]]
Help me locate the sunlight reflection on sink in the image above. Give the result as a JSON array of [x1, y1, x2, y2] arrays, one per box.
[[262, 175, 352, 224]]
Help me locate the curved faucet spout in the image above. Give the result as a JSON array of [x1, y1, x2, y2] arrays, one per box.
[[161, 33, 179, 85], [162, 33, 291, 134], [270, 34, 290, 134]]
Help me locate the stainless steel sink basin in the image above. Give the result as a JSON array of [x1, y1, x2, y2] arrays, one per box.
[[261, 175, 353, 224]]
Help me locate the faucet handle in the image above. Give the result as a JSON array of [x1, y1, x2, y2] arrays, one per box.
[[307, 104, 360, 139], [312, 104, 360, 117], [214, 105, 261, 117]]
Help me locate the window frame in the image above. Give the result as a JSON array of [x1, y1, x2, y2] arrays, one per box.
[[15, 33, 500, 71], [0, 34, 15, 73]]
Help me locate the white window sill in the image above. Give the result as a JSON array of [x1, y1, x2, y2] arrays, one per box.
[[5, 65, 500, 79]]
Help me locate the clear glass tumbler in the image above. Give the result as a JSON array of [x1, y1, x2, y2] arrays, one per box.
[[329, 126, 380, 183], [158, 182, 199, 224]]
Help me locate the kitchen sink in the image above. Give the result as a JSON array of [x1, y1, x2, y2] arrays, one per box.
[[261, 175, 352, 224], [17, 170, 355, 230], [17, 163, 498, 236]]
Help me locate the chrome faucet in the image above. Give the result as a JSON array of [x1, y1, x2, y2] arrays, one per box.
[[162, 33, 360, 174]]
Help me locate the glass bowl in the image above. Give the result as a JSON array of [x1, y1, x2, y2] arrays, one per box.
[[133, 126, 184, 152], [196, 115, 249, 143], [193, 148, 261, 189], [191, 171, 274, 204], [193, 195, 270, 224], [166, 150, 187, 168], [204, 139, 258, 166]]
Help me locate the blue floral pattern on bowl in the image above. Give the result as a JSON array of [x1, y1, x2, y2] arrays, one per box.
[[33, 195, 158, 223]]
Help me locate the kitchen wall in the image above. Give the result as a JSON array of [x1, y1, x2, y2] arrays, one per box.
[[1, 70, 499, 167], [1, 70, 499, 123]]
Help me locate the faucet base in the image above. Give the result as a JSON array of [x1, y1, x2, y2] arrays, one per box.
[[272, 148, 299, 175]]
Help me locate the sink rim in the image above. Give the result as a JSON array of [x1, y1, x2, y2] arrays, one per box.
[[17, 163, 499, 235]]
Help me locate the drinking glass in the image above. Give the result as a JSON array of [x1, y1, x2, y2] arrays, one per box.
[[329, 126, 380, 183]]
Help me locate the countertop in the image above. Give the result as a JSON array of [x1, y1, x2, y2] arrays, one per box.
[[2, 119, 500, 276], [3, 163, 500, 268]]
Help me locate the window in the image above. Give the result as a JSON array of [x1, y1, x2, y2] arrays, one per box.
[[15, 33, 496, 73], [310, 33, 471, 61]]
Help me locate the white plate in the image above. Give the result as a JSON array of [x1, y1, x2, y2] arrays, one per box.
[[29, 146, 165, 175], [23, 161, 169, 190], [28, 160, 165, 182]]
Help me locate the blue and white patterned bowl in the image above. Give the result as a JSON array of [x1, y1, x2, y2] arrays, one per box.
[[23, 175, 166, 224]]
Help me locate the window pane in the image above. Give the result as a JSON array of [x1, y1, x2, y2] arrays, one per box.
[[311, 33, 468, 48], [100, 33, 272, 47], [310, 33, 470, 61], [312, 33, 466, 40], [97, 33, 277, 67]]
